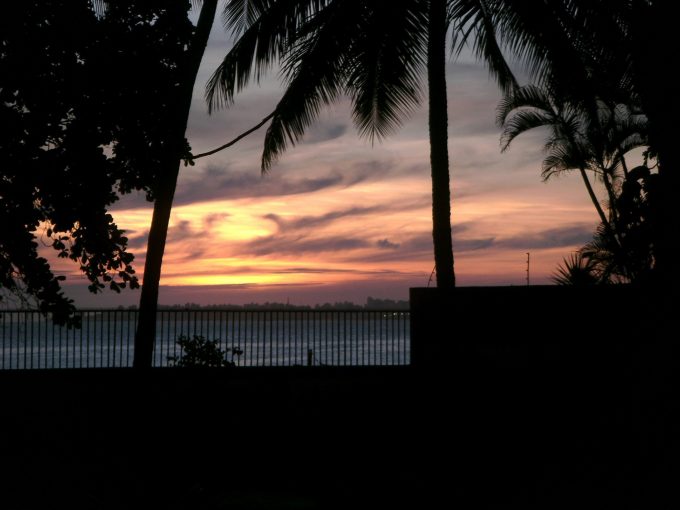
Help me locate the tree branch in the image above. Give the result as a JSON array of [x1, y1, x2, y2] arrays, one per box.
[[191, 112, 275, 160]]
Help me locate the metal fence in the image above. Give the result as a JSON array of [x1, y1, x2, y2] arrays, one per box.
[[0, 309, 410, 369]]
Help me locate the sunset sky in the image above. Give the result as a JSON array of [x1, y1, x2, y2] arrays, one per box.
[[59, 14, 619, 307]]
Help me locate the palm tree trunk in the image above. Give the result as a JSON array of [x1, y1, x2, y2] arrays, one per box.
[[578, 166, 614, 235], [578, 166, 626, 274], [428, 0, 455, 289], [133, 0, 218, 368], [601, 168, 619, 225]]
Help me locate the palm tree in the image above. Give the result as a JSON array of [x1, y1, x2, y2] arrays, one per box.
[[209, 0, 677, 292], [497, 84, 648, 247], [552, 253, 601, 286], [497, 81, 657, 283], [212, 0, 660, 291], [206, 1, 444, 278], [207, 0, 526, 290], [428, 0, 455, 287], [455, 0, 678, 287]]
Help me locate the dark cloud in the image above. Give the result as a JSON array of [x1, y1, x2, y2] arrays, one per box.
[[360, 223, 591, 265], [164, 265, 416, 279], [113, 157, 417, 210], [344, 229, 497, 265], [270, 267, 414, 277], [265, 206, 383, 232], [302, 122, 348, 144], [173, 167, 343, 205], [110, 191, 152, 211], [452, 222, 475, 235], [272, 267, 366, 275], [400, 230, 495, 255], [246, 234, 371, 257], [344, 233, 430, 264], [171, 220, 203, 240], [127, 231, 149, 250], [125, 217, 229, 263], [496, 224, 593, 250], [449, 116, 499, 138], [170, 160, 396, 206], [377, 239, 400, 250], [456, 237, 496, 252], [204, 212, 230, 227]]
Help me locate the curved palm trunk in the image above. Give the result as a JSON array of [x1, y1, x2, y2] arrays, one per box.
[[578, 166, 614, 235], [428, 0, 455, 289], [578, 166, 626, 275], [600, 169, 619, 224], [133, 0, 218, 368]]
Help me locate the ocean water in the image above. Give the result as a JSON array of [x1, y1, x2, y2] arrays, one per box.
[[0, 310, 410, 369]]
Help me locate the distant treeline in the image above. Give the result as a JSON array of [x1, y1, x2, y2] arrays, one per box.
[[118, 297, 409, 311]]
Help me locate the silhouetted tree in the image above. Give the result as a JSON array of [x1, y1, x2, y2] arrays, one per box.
[[1, 1, 192, 324], [498, 85, 648, 252], [131, 0, 219, 368], [208, 0, 542, 289], [581, 160, 658, 283], [552, 253, 601, 286], [211, 0, 676, 292], [207, 0, 468, 288], [453, 0, 678, 288]]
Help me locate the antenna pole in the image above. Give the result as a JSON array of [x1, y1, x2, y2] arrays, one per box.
[[526, 252, 530, 286]]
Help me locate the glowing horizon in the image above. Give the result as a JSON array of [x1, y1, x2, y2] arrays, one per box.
[[48, 19, 619, 307]]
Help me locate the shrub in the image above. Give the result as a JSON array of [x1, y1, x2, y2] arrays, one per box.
[[167, 335, 242, 367]]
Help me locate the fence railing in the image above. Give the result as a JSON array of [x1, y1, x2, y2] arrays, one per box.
[[0, 309, 410, 369]]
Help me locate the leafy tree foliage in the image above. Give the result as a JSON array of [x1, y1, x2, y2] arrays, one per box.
[[207, 0, 465, 289], [455, 0, 677, 286], [167, 335, 242, 367], [0, 1, 193, 323]]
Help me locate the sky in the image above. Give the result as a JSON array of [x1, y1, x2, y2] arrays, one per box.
[[58, 11, 610, 307]]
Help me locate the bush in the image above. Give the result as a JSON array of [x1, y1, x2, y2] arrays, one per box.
[[167, 335, 242, 367]]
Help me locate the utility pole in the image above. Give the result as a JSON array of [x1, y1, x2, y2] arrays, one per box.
[[526, 252, 530, 286]]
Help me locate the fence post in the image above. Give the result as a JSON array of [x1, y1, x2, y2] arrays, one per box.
[[307, 349, 313, 367]]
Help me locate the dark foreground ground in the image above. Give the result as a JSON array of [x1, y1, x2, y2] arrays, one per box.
[[2, 348, 679, 509]]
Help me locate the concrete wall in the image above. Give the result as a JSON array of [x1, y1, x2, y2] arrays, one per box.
[[410, 285, 664, 368]]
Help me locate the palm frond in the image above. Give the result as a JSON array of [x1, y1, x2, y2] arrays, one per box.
[[500, 109, 554, 151], [223, 0, 268, 36], [206, 0, 325, 112], [345, 0, 427, 141], [450, 0, 517, 93], [488, 0, 596, 100], [551, 252, 601, 286], [260, 0, 364, 171], [496, 84, 554, 127], [541, 143, 584, 180]]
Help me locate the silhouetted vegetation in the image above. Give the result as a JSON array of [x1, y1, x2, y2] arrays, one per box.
[[167, 335, 242, 367], [1, 1, 192, 324], [206, 0, 463, 288], [476, 0, 676, 287], [552, 253, 601, 286], [553, 155, 658, 285], [498, 84, 655, 284], [130, 0, 220, 368], [3, 0, 675, 363]]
